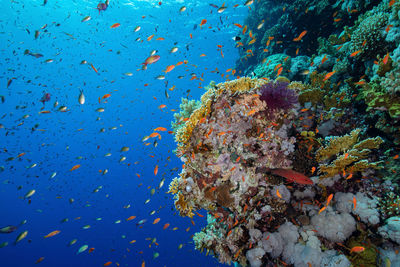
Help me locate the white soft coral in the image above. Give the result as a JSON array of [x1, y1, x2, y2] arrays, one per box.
[[311, 206, 356, 242]]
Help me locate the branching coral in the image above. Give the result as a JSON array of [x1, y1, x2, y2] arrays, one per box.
[[316, 129, 384, 178], [168, 177, 179, 194]]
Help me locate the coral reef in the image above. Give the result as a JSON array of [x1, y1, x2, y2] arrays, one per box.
[[168, 1, 400, 266]]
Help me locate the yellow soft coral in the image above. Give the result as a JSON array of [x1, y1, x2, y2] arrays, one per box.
[[316, 129, 384, 178]]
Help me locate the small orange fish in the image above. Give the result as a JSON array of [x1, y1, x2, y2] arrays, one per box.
[[44, 230, 60, 238], [353, 196, 357, 210], [326, 194, 333, 206], [200, 19, 207, 26], [293, 30, 307, 41], [163, 223, 170, 230], [110, 23, 120, 28], [158, 104, 166, 109], [334, 18, 342, 22], [90, 63, 98, 74], [104, 262, 112, 266], [394, 154, 399, 159], [39, 110, 51, 114], [383, 53, 389, 65], [320, 55, 327, 65], [164, 65, 175, 73], [354, 80, 366, 86], [88, 247, 95, 253], [153, 218, 160, 224], [323, 71, 336, 81], [154, 165, 158, 176], [350, 246, 365, 253], [248, 38, 256, 45], [156, 37, 165, 41], [276, 67, 283, 77], [350, 50, 361, 57], [154, 127, 167, 131], [102, 93, 111, 99], [126, 216, 136, 221], [311, 166, 316, 174], [276, 189, 282, 198], [199, 54, 206, 57], [233, 23, 243, 28], [69, 164, 81, 171], [149, 132, 161, 139]]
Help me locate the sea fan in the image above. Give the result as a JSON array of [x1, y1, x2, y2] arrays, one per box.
[[259, 82, 298, 115]]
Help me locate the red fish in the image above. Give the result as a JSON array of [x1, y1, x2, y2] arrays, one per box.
[[270, 168, 313, 185]]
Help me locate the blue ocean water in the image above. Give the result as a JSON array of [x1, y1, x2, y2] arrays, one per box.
[[0, 0, 248, 266]]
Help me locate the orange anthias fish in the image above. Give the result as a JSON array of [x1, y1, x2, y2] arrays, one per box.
[[326, 193, 333, 206], [350, 50, 361, 57], [154, 127, 167, 131], [110, 23, 120, 28], [200, 19, 207, 26], [152, 218, 160, 224], [270, 168, 313, 185], [383, 52, 390, 65], [154, 165, 158, 176], [276, 67, 283, 77], [44, 230, 60, 238], [126, 216, 136, 221], [70, 164, 81, 171], [350, 246, 365, 253], [164, 65, 175, 73], [293, 30, 307, 41], [323, 70, 336, 81]]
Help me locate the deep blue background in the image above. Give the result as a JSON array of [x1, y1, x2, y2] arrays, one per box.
[[0, 0, 248, 266]]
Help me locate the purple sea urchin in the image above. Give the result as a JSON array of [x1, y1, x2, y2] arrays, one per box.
[[259, 82, 298, 113]]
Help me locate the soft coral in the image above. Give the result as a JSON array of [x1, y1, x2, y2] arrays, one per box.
[[259, 81, 298, 117]]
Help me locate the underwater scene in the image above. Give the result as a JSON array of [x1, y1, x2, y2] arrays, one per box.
[[1, 0, 400, 266]]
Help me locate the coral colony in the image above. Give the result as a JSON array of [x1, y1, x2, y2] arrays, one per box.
[[168, 1, 400, 266]]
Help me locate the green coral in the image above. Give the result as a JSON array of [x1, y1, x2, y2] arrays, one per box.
[[349, 5, 390, 59], [359, 81, 400, 119], [316, 129, 384, 178], [377, 191, 400, 219], [253, 53, 290, 79]]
